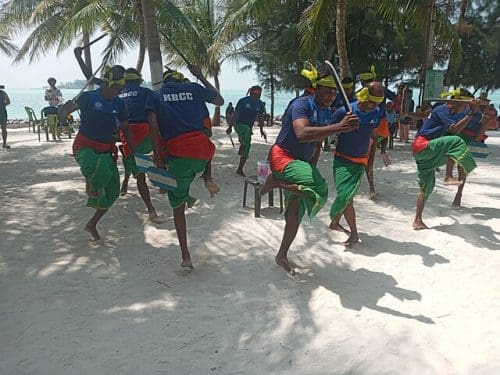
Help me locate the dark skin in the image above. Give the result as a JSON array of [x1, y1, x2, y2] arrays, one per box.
[[229, 91, 267, 177], [412, 99, 481, 230], [260, 84, 360, 275], [60, 83, 136, 242], [148, 65, 223, 269], [329, 81, 385, 247]]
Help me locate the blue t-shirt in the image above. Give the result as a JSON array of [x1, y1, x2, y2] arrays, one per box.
[[333, 102, 381, 158], [234, 96, 266, 127], [454, 108, 483, 134], [331, 92, 356, 110], [77, 89, 127, 144], [417, 104, 460, 139], [145, 82, 217, 140], [119, 84, 153, 124], [276, 95, 335, 161]]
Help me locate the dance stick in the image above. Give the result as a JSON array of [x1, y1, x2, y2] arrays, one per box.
[[80, 33, 107, 50], [159, 30, 192, 68], [324, 60, 352, 113]]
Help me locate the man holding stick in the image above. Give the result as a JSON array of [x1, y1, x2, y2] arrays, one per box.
[[260, 64, 359, 274]]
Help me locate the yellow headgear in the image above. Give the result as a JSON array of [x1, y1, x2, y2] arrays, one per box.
[[440, 87, 473, 100], [124, 69, 143, 84], [356, 87, 384, 103], [300, 63, 336, 89], [101, 65, 126, 86], [359, 65, 377, 81]]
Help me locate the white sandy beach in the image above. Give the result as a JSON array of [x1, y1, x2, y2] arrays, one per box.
[[1, 126, 499, 375]]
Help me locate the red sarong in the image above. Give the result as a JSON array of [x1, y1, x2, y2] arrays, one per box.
[[73, 133, 113, 155], [269, 144, 295, 173], [412, 135, 429, 154], [376, 118, 390, 138], [119, 123, 149, 157], [166, 131, 215, 160]]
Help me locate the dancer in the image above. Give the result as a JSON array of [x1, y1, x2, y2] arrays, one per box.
[[227, 86, 266, 176], [60, 65, 135, 242], [358, 65, 395, 199], [116, 68, 165, 222], [146, 66, 224, 269], [329, 82, 385, 246], [259, 64, 359, 274], [444, 94, 489, 207], [412, 88, 479, 229]]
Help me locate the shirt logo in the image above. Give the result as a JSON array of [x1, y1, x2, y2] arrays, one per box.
[[94, 101, 103, 109], [163, 92, 193, 102]]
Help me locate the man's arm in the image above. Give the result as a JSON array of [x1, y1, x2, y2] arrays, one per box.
[[3, 92, 10, 106], [120, 120, 135, 154], [188, 65, 224, 106], [147, 111, 166, 168], [448, 100, 481, 134], [293, 114, 359, 143]]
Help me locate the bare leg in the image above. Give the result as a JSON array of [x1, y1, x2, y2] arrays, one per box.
[[202, 160, 220, 197], [444, 158, 464, 185], [452, 166, 466, 207], [173, 203, 193, 269], [413, 190, 429, 230], [366, 138, 377, 199], [328, 216, 351, 233], [275, 197, 299, 275], [136, 173, 164, 223], [342, 200, 359, 247], [236, 156, 247, 177], [1, 124, 9, 148], [120, 172, 130, 196], [85, 209, 107, 242], [260, 174, 303, 197], [444, 158, 455, 181]]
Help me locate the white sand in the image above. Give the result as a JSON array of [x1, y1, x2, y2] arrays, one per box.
[[1, 127, 499, 375]]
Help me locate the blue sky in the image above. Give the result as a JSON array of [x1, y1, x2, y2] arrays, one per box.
[[0, 35, 257, 90]]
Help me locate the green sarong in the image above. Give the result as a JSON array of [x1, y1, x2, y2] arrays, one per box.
[[122, 136, 153, 176], [457, 132, 474, 145], [166, 157, 208, 209], [274, 160, 328, 223], [414, 135, 476, 200], [234, 123, 252, 158], [330, 158, 365, 219], [75, 148, 120, 209]]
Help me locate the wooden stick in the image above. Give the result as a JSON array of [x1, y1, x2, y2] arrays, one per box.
[[324, 60, 352, 113]]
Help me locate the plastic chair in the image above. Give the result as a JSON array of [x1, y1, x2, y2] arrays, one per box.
[[24, 106, 39, 133], [40, 107, 59, 141]]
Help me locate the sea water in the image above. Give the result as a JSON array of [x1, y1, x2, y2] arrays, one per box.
[[4, 87, 500, 122]]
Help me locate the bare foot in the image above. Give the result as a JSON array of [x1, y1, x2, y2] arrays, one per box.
[[412, 219, 429, 230], [84, 223, 100, 242], [342, 233, 359, 247], [259, 174, 276, 196], [120, 190, 127, 196], [159, 188, 167, 194], [369, 191, 379, 200], [181, 257, 193, 270], [2, 144, 11, 149], [236, 169, 246, 177], [444, 176, 464, 186], [329, 220, 351, 233], [149, 211, 166, 224], [205, 180, 220, 197], [275, 255, 296, 276]]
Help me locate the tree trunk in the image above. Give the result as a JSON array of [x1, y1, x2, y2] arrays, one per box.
[[141, 0, 163, 90], [135, 0, 146, 72], [212, 73, 221, 126], [82, 31, 94, 90], [335, 0, 351, 78], [421, 0, 436, 103], [270, 70, 275, 126]]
